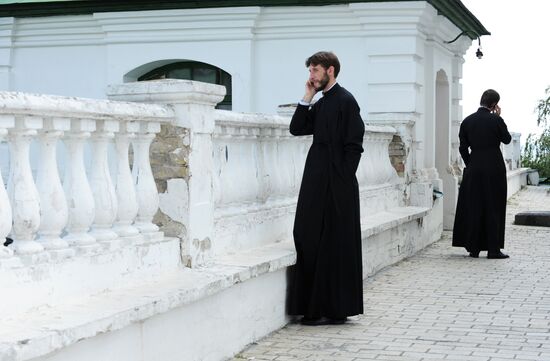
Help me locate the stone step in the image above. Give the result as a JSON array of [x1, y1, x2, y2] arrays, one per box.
[[0, 241, 296, 361], [362, 206, 430, 238], [0, 234, 180, 319], [0, 205, 430, 361]]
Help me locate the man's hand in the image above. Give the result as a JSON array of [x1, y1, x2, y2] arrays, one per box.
[[494, 104, 501, 116], [302, 80, 316, 104]]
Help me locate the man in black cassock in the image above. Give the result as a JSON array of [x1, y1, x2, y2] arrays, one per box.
[[287, 51, 365, 325], [453, 89, 512, 259]]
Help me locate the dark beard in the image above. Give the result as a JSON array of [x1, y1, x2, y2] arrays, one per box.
[[315, 74, 330, 92]]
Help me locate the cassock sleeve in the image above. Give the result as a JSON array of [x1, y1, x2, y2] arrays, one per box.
[[290, 103, 316, 136], [458, 122, 470, 166], [342, 96, 365, 174], [498, 116, 512, 145]]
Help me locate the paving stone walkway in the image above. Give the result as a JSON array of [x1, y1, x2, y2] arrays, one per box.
[[233, 186, 550, 361]]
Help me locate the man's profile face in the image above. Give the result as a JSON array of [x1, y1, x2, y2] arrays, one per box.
[[308, 64, 331, 92]]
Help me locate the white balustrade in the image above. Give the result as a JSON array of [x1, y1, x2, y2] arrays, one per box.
[[0, 90, 171, 263], [132, 122, 160, 233], [36, 118, 70, 250], [113, 121, 139, 237], [358, 126, 400, 187], [502, 132, 522, 171], [213, 111, 305, 210], [7, 117, 43, 254], [89, 120, 119, 242], [63, 121, 97, 247]]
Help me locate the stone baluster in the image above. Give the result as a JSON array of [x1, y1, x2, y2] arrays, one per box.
[[113, 121, 140, 237], [266, 131, 283, 200], [35, 118, 71, 253], [63, 119, 97, 248], [89, 120, 119, 243], [0, 124, 13, 259], [279, 132, 294, 199], [132, 121, 160, 233], [7, 117, 43, 254]]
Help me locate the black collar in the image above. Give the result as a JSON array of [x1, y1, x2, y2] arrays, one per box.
[[322, 82, 340, 97]]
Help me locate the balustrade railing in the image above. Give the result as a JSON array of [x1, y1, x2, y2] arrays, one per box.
[[0, 80, 401, 265], [213, 110, 309, 212], [502, 132, 522, 171], [212, 110, 401, 219], [0, 91, 173, 260]]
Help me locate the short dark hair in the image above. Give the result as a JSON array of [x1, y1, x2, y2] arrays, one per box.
[[480, 89, 500, 107], [305, 51, 340, 78]]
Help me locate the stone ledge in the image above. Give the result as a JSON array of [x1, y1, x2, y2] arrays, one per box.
[[362, 206, 430, 238], [0, 206, 430, 361], [514, 211, 550, 227], [506, 167, 530, 179], [0, 241, 296, 361], [0, 236, 180, 319]]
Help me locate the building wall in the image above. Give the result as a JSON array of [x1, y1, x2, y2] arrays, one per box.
[[0, 3, 471, 116]]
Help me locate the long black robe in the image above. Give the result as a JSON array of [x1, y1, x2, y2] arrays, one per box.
[[452, 107, 512, 252], [288, 83, 365, 319]]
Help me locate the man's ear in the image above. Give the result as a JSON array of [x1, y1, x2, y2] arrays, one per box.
[[327, 65, 335, 77]]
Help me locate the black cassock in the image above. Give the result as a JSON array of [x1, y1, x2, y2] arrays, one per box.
[[288, 83, 365, 319], [453, 107, 512, 252]]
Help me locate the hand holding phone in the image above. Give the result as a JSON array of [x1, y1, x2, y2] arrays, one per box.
[[303, 79, 316, 103]]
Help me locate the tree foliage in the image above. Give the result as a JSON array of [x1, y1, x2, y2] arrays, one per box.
[[522, 87, 550, 179]]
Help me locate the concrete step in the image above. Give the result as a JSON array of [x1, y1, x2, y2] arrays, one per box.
[[0, 234, 180, 319], [0, 241, 296, 361]]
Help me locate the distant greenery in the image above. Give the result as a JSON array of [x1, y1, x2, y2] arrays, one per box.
[[522, 86, 550, 180]]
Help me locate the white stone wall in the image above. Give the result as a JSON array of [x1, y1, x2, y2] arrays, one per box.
[[0, 3, 469, 117]]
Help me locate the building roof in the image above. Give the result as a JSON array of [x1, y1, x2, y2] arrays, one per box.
[[0, 0, 489, 39]]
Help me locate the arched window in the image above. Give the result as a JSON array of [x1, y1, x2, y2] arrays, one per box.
[[138, 61, 232, 110]]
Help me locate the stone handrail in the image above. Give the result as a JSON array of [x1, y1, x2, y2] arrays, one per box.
[[0, 91, 173, 260], [212, 110, 400, 209], [502, 132, 521, 171]]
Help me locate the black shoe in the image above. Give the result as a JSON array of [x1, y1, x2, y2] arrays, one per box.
[[329, 317, 348, 325], [487, 251, 509, 259], [300, 317, 329, 326], [469, 251, 479, 258], [300, 317, 348, 326]]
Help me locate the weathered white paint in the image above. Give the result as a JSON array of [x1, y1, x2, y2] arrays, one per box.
[[108, 80, 226, 265], [36, 120, 70, 251], [89, 120, 119, 242], [132, 125, 160, 234], [113, 122, 140, 237], [507, 168, 530, 199], [63, 124, 98, 247], [7, 123, 43, 254]]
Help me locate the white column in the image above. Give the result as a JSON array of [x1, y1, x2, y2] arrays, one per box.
[[7, 118, 43, 254], [35, 119, 70, 250], [0, 126, 13, 258], [89, 120, 119, 242], [113, 121, 139, 237], [132, 122, 160, 233], [63, 120, 97, 247]]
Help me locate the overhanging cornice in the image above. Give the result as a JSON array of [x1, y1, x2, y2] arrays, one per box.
[[0, 0, 490, 39]]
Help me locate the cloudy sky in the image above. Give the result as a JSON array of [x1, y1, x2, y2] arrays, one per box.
[[460, 0, 550, 141]]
